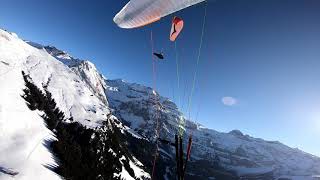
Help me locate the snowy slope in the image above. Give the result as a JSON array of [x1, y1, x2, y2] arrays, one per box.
[[0, 29, 149, 180], [0, 30, 60, 180], [24, 43, 110, 128]]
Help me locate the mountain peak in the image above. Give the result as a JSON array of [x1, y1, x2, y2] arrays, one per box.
[[229, 129, 244, 137], [44, 45, 82, 67], [44, 45, 71, 58]]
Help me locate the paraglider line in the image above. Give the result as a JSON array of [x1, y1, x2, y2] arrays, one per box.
[[175, 41, 185, 136], [150, 30, 160, 180], [175, 41, 181, 109], [187, 2, 207, 122]]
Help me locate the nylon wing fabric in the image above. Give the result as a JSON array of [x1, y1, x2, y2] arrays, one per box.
[[113, 0, 205, 29], [170, 16, 184, 41]]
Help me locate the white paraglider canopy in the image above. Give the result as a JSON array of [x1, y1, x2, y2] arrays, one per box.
[[113, 0, 205, 29]]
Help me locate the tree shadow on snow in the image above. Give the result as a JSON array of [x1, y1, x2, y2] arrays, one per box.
[[0, 166, 19, 176]]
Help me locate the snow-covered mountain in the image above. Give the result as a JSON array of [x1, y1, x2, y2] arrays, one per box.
[[0, 29, 149, 180], [1, 28, 320, 180], [105, 78, 320, 180]]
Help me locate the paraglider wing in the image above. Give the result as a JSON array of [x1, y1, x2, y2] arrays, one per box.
[[170, 16, 184, 41], [114, 0, 205, 29]]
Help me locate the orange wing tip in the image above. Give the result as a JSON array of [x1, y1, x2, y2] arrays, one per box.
[[170, 17, 184, 41]]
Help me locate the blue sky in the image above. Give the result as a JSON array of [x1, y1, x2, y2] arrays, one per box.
[[1, 0, 320, 156]]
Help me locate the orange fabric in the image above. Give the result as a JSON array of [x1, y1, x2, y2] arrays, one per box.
[[170, 16, 184, 41]]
